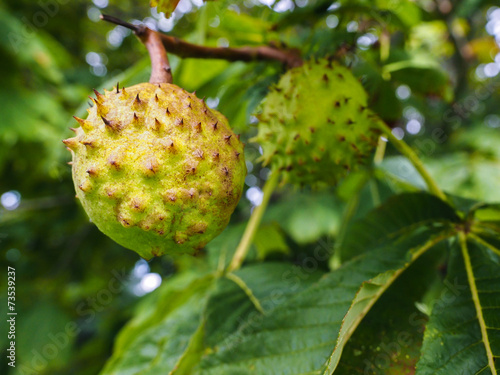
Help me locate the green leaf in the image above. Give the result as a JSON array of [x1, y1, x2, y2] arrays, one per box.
[[265, 191, 342, 244], [177, 59, 230, 93], [206, 223, 247, 271], [455, 0, 485, 17], [340, 192, 460, 259], [150, 0, 181, 18], [354, 59, 402, 122], [170, 317, 207, 375], [17, 300, 74, 368], [332, 4, 410, 31], [253, 224, 290, 259], [323, 233, 450, 374], [416, 237, 500, 374], [471, 204, 500, 223], [376, 156, 427, 191], [198, 228, 450, 375], [0, 86, 68, 177], [456, 121, 500, 160], [384, 52, 450, 96], [471, 232, 500, 260], [334, 241, 446, 374], [100, 272, 214, 375], [425, 151, 500, 203], [0, 9, 72, 84], [101, 263, 322, 375], [467, 202, 500, 249], [204, 262, 324, 349], [151, 0, 218, 19], [211, 7, 275, 44], [374, 0, 422, 27]]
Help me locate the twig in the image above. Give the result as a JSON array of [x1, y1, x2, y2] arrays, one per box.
[[100, 14, 140, 32], [139, 28, 173, 83], [101, 15, 172, 83], [377, 121, 448, 203], [159, 37, 302, 67], [100, 14, 303, 68]]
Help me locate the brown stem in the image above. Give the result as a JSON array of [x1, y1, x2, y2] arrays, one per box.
[[101, 15, 172, 84], [100, 14, 303, 68], [100, 14, 140, 32], [158, 36, 302, 68], [139, 27, 173, 84]]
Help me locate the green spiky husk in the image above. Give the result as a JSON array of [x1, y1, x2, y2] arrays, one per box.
[[252, 59, 381, 186], [65, 83, 246, 259]]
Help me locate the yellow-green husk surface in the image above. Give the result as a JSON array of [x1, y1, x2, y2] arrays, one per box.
[[64, 83, 246, 259], [253, 59, 381, 186]]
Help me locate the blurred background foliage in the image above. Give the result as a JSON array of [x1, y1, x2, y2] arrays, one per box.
[[0, 0, 499, 373]]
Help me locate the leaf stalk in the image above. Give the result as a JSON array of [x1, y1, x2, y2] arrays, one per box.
[[227, 170, 279, 272], [377, 122, 448, 203]]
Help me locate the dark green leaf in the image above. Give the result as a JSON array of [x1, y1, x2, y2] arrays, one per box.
[[198, 229, 449, 375], [416, 238, 500, 374], [150, 0, 181, 18], [376, 156, 427, 192], [341, 192, 460, 259], [204, 262, 324, 349], [100, 273, 214, 375], [335, 242, 446, 374], [253, 224, 290, 259], [265, 191, 342, 244]]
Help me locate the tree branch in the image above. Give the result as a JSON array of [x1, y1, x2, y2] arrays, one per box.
[[159, 36, 303, 68], [100, 14, 141, 32], [100, 14, 303, 68]]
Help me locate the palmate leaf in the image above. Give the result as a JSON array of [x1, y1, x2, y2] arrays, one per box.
[[416, 237, 500, 374], [196, 193, 459, 374], [197, 228, 452, 375], [101, 193, 461, 375]]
